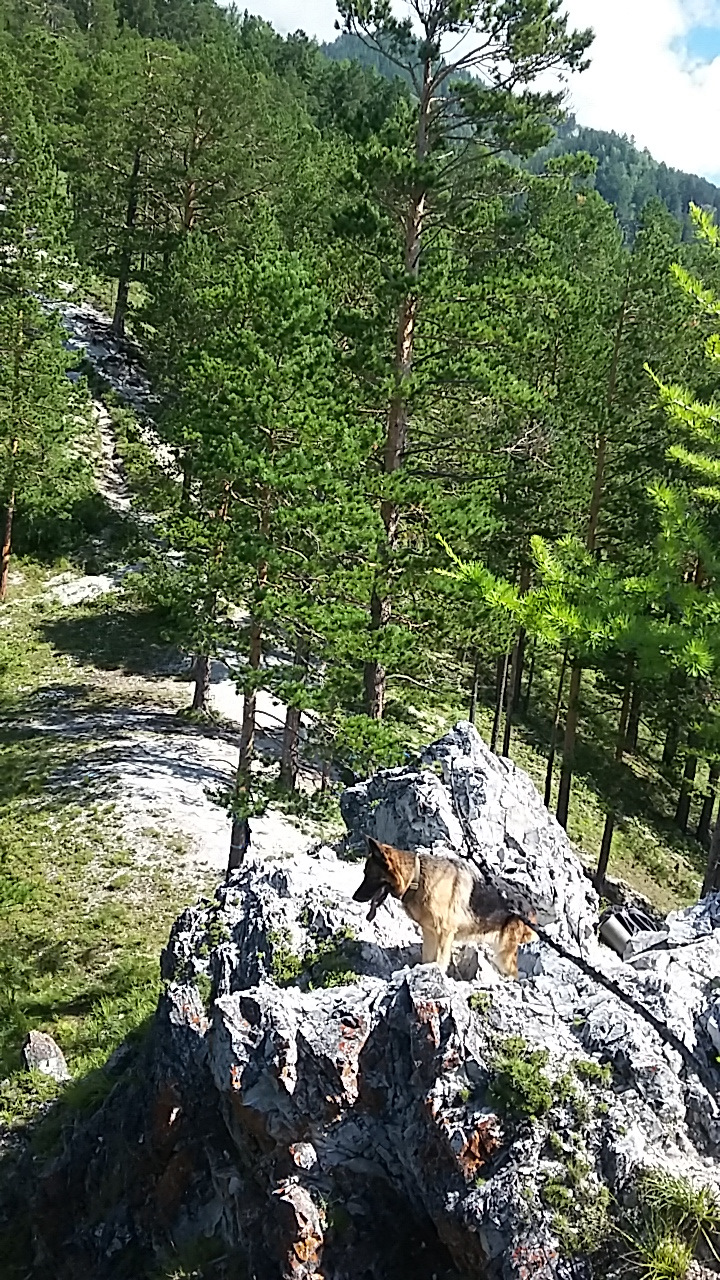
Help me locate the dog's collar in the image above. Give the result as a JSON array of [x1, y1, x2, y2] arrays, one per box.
[[402, 855, 420, 899]]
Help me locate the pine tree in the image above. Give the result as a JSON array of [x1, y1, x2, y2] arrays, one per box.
[[140, 233, 376, 861], [335, 0, 592, 719], [0, 49, 85, 600], [652, 204, 720, 892]]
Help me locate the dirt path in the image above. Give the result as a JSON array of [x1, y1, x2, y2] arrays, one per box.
[[43, 302, 328, 880]]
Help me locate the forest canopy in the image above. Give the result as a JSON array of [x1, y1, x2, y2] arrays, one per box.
[[2, 0, 720, 902]]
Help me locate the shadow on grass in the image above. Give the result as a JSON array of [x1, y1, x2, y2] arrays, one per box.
[[38, 604, 180, 679]]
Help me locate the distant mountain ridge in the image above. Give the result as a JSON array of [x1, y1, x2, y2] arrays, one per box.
[[321, 33, 720, 236]]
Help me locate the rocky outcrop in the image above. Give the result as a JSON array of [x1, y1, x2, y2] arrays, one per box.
[[22, 725, 720, 1279]]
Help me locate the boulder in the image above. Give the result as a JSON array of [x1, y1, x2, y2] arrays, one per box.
[[341, 721, 599, 945], [22, 725, 720, 1280], [22, 1031, 70, 1083]]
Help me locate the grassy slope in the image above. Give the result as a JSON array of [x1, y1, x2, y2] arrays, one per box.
[[0, 564, 207, 1139]]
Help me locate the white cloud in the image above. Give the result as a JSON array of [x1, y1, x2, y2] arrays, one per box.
[[241, 0, 720, 183], [246, 0, 340, 43], [562, 0, 720, 182]]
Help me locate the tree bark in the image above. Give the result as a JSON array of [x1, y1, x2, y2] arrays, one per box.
[[226, 814, 250, 879], [181, 453, 192, 510], [625, 683, 642, 752], [696, 761, 720, 848], [702, 814, 720, 897], [227, 615, 262, 875], [502, 631, 522, 758], [501, 566, 530, 757], [112, 148, 141, 339], [595, 661, 634, 889], [491, 651, 510, 754], [544, 648, 568, 808], [0, 483, 16, 604], [190, 653, 210, 713], [363, 56, 432, 718], [280, 705, 302, 791], [522, 638, 536, 716], [662, 720, 680, 767], [279, 640, 309, 792], [468, 650, 481, 725], [363, 588, 391, 720], [675, 739, 698, 833], [556, 661, 582, 830], [555, 288, 628, 828], [1, 315, 23, 603]]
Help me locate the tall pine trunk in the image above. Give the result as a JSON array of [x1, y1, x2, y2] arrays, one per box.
[[555, 661, 581, 829], [556, 282, 629, 830], [468, 650, 481, 725], [491, 651, 509, 754], [522, 638, 536, 716], [363, 58, 432, 718], [181, 453, 193, 510], [1, 318, 23, 603], [595, 661, 634, 888], [662, 720, 680, 767], [502, 566, 530, 757], [279, 640, 309, 792], [190, 653, 210, 713], [625, 683, 642, 752], [696, 761, 720, 847], [702, 816, 720, 897], [544, 648, 568, 808], [112, 148, 141, 339], [227, 615, 263, 874], [675, 736, 698, 833], [0, 482, 16, 604], [502, 631, 522, 757]]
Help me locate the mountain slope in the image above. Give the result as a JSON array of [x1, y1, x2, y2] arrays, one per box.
[[321, 33, 720, 236]]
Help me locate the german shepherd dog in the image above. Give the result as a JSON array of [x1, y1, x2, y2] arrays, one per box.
[[353, 837, 536, 978]]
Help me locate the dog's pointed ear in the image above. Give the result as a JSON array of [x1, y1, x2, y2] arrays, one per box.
[[367, 836, 383, 858]]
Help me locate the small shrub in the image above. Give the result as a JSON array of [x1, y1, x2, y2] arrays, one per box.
[[615, 1168, 719, 1280], [267, 926, 358, 990], [468, 990, 492, 1015], [490, 1037, 553, 1118], [572, 1058, 612, 1086], [546, 1131, 565, 1159], [267, 929, 304, 987], [307, 927, 358, 989], [194, 973, 213, 1012], [542, 1178, 573, 1212]]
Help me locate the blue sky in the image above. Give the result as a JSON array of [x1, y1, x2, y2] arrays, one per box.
[[683, 22, 720, 60], [248, 0, 720, 184]]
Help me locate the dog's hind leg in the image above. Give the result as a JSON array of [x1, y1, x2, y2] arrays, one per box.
[[496, 935, 519, 979], [434, 932, 454, 974], [421, 928, 439, 964]]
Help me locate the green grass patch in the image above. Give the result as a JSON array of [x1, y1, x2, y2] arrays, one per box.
[[0, 570, 203, 1134], [266, 925, 358, 990]]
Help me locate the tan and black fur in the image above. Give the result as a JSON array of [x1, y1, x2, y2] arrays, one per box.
[[353, 837, 535, 978]]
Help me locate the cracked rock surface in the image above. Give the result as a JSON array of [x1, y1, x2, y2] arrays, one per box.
[[22, 725, 720, 1279]]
